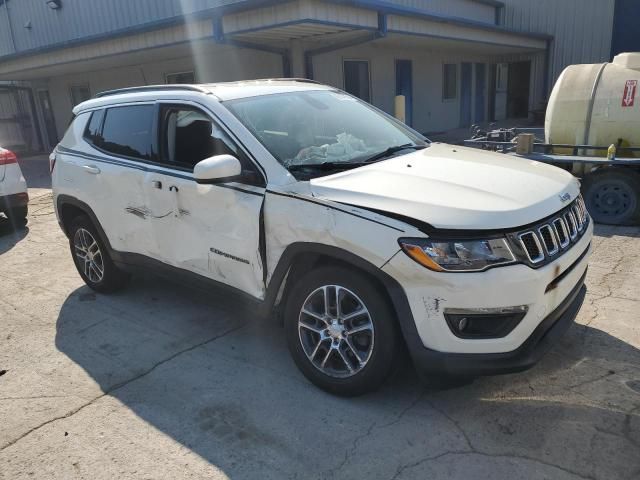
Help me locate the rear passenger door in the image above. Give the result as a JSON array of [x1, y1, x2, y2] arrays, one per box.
[[74, 104, 157, 258], [142, 102, 266, 299]]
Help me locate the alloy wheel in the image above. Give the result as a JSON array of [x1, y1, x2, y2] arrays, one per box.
[[73, 228, 104, 283], [298, 285, 374, 378]]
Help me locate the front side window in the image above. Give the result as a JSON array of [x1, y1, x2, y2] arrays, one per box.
[[224, 90, 426, 178], [160, 106, 239, 169], [158, 105, 262, 184], [99, 105, 155, 160]]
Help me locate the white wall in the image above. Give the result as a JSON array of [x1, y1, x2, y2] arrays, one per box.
[[45, 44, 282, 135], [311, 42, 501, 133]]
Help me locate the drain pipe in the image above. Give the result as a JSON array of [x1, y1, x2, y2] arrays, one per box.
[[304, 12, 387, 79]]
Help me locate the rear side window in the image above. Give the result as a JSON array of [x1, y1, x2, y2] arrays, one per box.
[[98, 105, 155, 160], [84, 110, 104, 144]]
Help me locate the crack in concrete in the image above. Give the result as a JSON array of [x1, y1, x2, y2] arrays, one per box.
[[326, 389, 426, 477], [568, 369, 616, 391], [0, 321, 249, 452], [390, 450, 599, 480], [400, 399, 600, 480]]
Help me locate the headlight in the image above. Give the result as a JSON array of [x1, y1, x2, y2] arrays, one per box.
[[398, 237, 516, 272]]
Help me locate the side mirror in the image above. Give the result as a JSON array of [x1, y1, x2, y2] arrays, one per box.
[[193, 154, 242, 184]]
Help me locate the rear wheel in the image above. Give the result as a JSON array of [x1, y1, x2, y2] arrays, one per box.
[[582, 169, 640, 225], [285, 266, 399, 396], [68, 215, 130, 293]]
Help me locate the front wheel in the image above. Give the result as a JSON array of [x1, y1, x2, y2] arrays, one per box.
[[284, 266, 399, 396]]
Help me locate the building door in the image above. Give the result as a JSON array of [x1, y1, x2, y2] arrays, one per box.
[[38, 90, 58, 148], [474, 63, 486, 123], [343, 60, 371, 103], [0, 86, 43, 154], [460, 62, 472, 127], [507, 61, 531, 118], [395, 59, 413, 126]]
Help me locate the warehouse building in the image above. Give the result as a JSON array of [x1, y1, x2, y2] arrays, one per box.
[[0, 0, 636, 154]]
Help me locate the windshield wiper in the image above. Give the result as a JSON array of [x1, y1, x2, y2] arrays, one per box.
[[287, 144, 427, 173], [288, 161, 369, 172], [361, 143, 426, 164]]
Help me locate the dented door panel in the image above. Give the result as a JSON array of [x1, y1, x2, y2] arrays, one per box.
[[142, 171, 266, 298]]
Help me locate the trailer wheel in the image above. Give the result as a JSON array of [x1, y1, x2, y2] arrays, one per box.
[[582, 169, 640, 225]]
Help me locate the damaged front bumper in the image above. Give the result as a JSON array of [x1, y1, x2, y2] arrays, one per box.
[[407, 274, 586, 377], [381, 221, 592, 377]]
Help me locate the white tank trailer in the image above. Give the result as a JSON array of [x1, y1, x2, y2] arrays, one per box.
[[547, 53, 640, 225], [467, 53, 640, 225]]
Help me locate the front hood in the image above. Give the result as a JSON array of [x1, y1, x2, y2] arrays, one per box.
[[309, 143, 580, 230]]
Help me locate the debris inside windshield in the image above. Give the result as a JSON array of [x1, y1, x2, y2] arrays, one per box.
[[289, 132, 370, 166]]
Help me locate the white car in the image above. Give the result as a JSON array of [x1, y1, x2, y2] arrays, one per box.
[[51, 80, 592, 396], [0, 147, 28, 226]]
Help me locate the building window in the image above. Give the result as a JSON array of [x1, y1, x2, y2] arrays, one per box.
[[343, 60, 371, 103], [166, 71, 196, 84], [442, 64, 458, 100], [70, 85, 91, 106]]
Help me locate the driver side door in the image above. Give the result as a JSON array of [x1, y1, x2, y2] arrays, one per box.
[[142, 102, 266, 299]]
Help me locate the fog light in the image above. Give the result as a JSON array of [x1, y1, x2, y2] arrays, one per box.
[[444, 306, 528, 339], [457, 317, 468, 332]]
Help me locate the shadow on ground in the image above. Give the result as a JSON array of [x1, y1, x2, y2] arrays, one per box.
[[593, 223, 640, 239], [53, 274, 640, 479], [0, 219, 28, 255]]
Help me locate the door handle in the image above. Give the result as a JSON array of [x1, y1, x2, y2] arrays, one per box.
[[82, 165, 101, 175], [151, 180, 162, 189]]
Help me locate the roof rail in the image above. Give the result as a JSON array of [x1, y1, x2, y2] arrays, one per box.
[[251, 78, 322, 84], [94, 84, 210, 99]]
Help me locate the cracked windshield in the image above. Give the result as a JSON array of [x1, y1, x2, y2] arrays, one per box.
[[225, 90, 426, 176]]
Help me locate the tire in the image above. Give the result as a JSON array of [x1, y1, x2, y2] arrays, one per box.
[[6, 205, 28, 227], [284, 266, 400, 396], [68, 215, 130, 293], [582, 169, 640, 225]]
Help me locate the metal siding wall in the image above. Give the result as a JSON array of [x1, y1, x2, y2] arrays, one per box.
[[385, 0, 495, 24], [502, 0, 615, 85], [0, 0, 247, 58], [611, 0, 640, 57]]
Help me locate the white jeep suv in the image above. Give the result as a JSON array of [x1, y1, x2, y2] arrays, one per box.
[[51, 80, 592, 396]]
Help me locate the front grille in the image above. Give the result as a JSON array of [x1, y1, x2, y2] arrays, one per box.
[[519, 232, 544, 262], [538, 225, 558, 255], [511, 196, 589, 267]]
